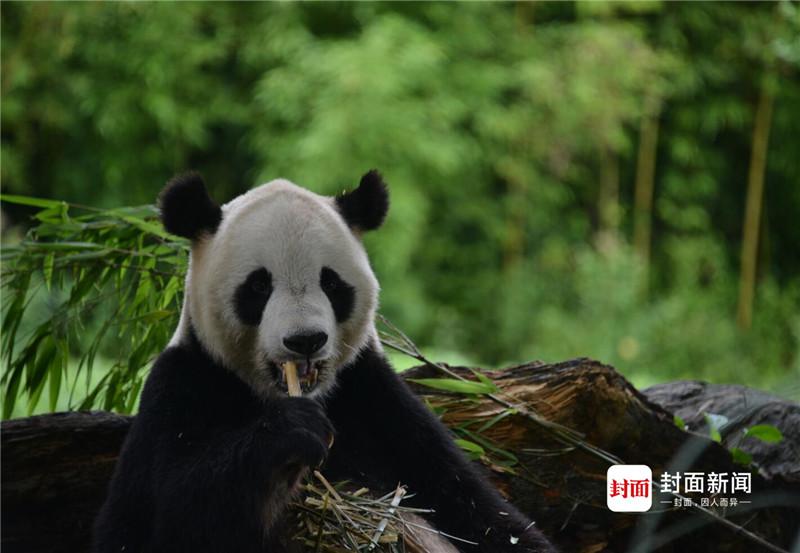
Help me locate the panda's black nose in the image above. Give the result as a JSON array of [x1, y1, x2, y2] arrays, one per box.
[[283, 332, 328, 356]]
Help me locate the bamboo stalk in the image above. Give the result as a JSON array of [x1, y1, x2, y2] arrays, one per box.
[[284, 361, 302, 397], [737, 87, 774, 330], [369, 485, 406, 550], [633, 108, 660, 293], [598, 146, 620, 238]]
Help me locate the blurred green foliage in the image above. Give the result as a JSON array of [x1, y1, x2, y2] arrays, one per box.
[[2, 2, 800, 415]]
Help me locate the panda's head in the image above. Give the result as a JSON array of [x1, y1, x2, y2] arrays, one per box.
[[159, 170, 389, 399]]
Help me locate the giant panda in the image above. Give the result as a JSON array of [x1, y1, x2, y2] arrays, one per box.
[[93, 170, 557, 553]]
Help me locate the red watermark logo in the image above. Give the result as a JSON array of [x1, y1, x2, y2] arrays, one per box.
[[607, 465, 652, 512], [608, 465, 754, 512]]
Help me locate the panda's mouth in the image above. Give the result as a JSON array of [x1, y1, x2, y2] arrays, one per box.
[[271, 359, 325, 395]]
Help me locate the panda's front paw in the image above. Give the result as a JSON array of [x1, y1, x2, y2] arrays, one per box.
[[268, 397, 334, 473]]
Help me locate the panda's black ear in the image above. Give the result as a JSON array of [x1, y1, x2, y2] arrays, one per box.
[[335, 170, 389, 232], [159, 172, 222, 240]]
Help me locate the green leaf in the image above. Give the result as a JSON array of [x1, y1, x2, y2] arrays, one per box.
[[731, 447, 753, 466], [454, 438, 485, 459], [673, 415, 686, 431], [125, 379, 144, 413], [469, 368, 494, 387], [408, 378, 497, 395], [48, 346, 65, 412], [115, 214, 173, 239], [129, 310, 173, 324], [128, 331, 153, 374], [25, 241, 105, 251], [27, 352, 53, 416], [3, 365, 24, 419], [744, 425, 783, 444], [26, 338, 57, 394], [477, 408, 516, 433], [704, 412, 725, 443], [43, 252, 55, 290], [0, 195, 65, 209], [458, 428, 519, 464], [34, 203, 69, 223]]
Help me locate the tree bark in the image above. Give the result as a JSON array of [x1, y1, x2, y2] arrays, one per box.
[[3, 359, 798, 553]]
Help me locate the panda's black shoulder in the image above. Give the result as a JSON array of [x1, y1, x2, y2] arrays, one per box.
[[139, 343, 209, 410], [138, 336, 262, 427]]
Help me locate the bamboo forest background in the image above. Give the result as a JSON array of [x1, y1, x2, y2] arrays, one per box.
[[2, 2, 799, 417]]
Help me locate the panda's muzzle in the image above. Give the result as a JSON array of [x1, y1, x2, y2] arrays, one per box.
[[268, 331, 329, 395], [283, 331, 328, 357]]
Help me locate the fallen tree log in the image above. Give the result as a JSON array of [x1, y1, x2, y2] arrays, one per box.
[[2, 358, 798, 553], [644, 381, 800, 482]]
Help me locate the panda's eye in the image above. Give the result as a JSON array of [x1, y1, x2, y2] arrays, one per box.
[[245, 269, 272, 296], [250, 277, 270, 295], [322, 278, 338, 293], [320, 268, 341, 293], [320, 267, 355, 323], [234, 268, 273, 326]]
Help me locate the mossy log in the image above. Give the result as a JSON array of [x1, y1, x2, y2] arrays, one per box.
[[2, 358, 798, 553]]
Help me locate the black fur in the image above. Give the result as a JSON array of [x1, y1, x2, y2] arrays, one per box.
[[319, 267, 355, 323], [335, 170, 389, 232], [234, 268, 273, 326], [93, 330, 332, 553], [159, 173, 222, 240], [93, 334, 556, 552], [326, 348, 556, 552]]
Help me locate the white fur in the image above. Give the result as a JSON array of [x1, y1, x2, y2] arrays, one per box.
[[170, 179, 381, 398]]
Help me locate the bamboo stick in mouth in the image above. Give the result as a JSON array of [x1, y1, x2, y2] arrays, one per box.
[[283, 361, 302, 397]]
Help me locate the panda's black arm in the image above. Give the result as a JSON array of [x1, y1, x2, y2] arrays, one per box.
[[143, 411, 326, 552], [94, 345, 331, 553], [324, 347, 556, 553]]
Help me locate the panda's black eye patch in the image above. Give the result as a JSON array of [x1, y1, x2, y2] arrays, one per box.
[[234, 268, 272, 326], [250, 275, 270, 295], [320, 267, 354, 323]]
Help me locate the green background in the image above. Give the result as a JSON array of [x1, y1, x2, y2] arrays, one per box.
[[2, 2, 799, 415]]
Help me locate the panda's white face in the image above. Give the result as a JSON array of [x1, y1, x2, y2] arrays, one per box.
[[169, 177, 384, 399]]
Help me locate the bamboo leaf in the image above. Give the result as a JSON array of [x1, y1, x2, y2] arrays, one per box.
[[3, 365, 24, 419], [0, 195, 65, 209], [128, 330, 153, 374], [476, 408, 516, 433], [731, 447, 753, 466], [24, 241, 106, 251], [454, 438, 485, 459], [115, 214, 173, 239], [1, 274, 29, 359], [34, 203, 69, 223], [458, 428, 519, 464], [704, 412, 726, 443], [743, 424, 783, 444], [43, 252, 55, 290], [2, 199, 184, 416], [27, 337, 58, 395], [469, 368, 494, 387], [48, 345, 65, 412], [77, 372, 112, 411], [125, 379, 144, 413]]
